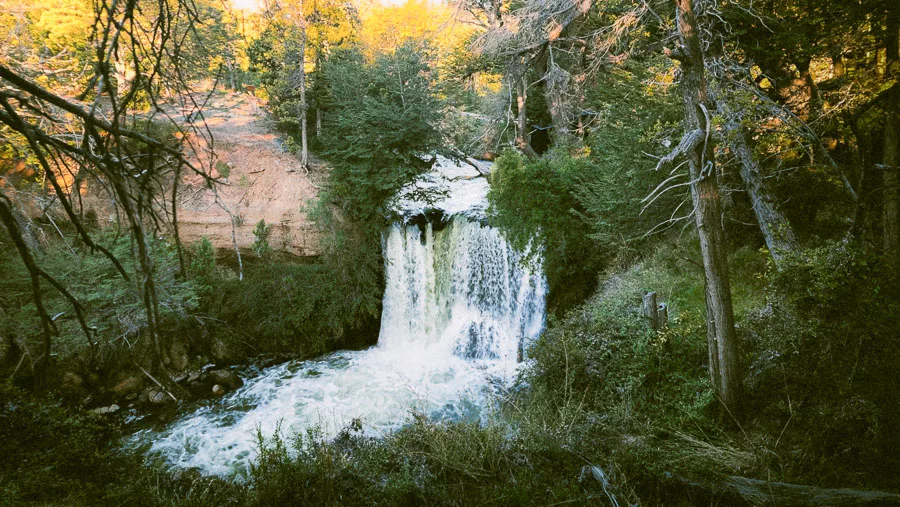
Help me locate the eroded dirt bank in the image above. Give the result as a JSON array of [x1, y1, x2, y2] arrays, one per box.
[[176, 92, 326, 257]]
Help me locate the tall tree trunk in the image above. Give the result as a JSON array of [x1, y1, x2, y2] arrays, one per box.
[[513, 62, 537, 158], [832, 51, 845, 79], [111, 176, 166, 372], [848, 119, 872, 241], [713, 93, 798, 266], [316, 108, 322, 138], [883, 10, 899, 263], [515, 72, 530, 154], [534, 46, 573, 146], [227, 58, 237, 91], [795, 58, 822, 122], [674, 0, 741, 413], [171, 163, 186, 278], [299, 24, 309, 170]]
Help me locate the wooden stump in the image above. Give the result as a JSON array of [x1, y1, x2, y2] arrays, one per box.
[[642, 291, 669, 330], [642, 291, 659, 329]]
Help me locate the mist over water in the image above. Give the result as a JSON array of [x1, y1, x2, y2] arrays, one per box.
[[133, 158, 546, 479]]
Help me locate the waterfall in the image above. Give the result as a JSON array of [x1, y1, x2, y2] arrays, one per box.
[[133, 157, 547, 479], [380, 217, 545, 361]]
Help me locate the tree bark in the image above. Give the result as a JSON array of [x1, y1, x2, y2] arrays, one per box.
[[675, 0, 741, 413], [883, 9, 899, 263], [642, 291, 660, 329], [316, 108, 322, 138], [537, 47, 573, 146], [299, 24, 309, 170], [713, 93, 798, 267], [109, 174, 167, 372], [512, 60, 537, 158], [795, 58, 822, 122], [171, 163, 186, 278]]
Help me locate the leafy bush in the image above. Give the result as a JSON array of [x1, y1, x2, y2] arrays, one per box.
[[489, 150, 606, 310], [189, 236, 216, 298], [215, 160, 231, 179], [0, 228, 199, 367], [744, 243, 900, 489], [248, 415, 619, 506], [204, 226, 382, 358], [514, 241, 777, 498], [0, 384, 243, 505], [488, 59, 682, 311], [251, 219, 272, 259], [525, 245, 712, 430]]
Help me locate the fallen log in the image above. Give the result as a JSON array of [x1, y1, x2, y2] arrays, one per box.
[[724, 476, 900, 506]]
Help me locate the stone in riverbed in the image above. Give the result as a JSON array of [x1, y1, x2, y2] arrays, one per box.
[[61, 372, 85, 396], [91, 404, 120, 415], [208, 369, 243, 390], [112, 376, 143, 396], [148, 390, 170, 405], [211, 384, 225, 396]]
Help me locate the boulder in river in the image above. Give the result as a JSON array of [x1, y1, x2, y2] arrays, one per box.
[[168, 341, 189, 371], [60, 372, 85, 396]]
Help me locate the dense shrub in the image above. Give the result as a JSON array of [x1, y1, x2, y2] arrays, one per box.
[[525, 244, 713, 431], [744, 243, 900, 489], [0, 384, 242, 505], [0, 228, 198, 368], [203, 228, 383, 358], [248, 415, 622, 506], [488, 59, 682, 311], [489, 151, 606, 310]]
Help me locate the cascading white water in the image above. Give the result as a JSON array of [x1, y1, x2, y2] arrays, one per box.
[[380, 217, 545, 360], [132, 158, 546, 480]]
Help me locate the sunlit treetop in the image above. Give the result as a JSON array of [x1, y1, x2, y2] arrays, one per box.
[[358, 0, 471, 59]]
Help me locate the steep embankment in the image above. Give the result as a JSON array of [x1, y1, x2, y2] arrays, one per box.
[[176, 92, 326, 256]]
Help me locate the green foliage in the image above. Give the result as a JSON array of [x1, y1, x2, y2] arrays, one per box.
[[190, 237, 216, 299], [0, 384, 127, 504], [488, 60, 681, 311], [0, 384, 243, 505], [321, 42, 443, 223], [526, 244, 712, 431], [574, 61, 683, 246], [204, 224, 382, 357], [489, 150, 605, 310], [247, 0, 357, 138], [215, 161, 231, 179], [247, 415, 617, 506], [0, 227, 198, 365], [744, 243, 900, 489], [251, 219, 272, 259]]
